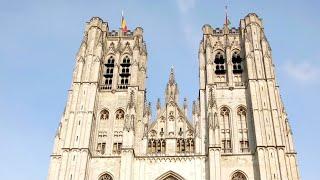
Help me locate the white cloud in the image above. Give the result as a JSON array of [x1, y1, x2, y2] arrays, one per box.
[[177, 0, 196, 13], [182, 23, 199, 51], [283, 61, 320, 82]]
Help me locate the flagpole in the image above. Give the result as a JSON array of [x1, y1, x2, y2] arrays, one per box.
[[225, 0, 228, 27], [121, 10, 124, 37], [121, 10, 123, 29]]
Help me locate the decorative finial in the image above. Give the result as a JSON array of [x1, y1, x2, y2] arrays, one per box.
[[147, 102, 152, 116], [208, 87, 216, 108], [169, 66, 176, 85], [128, 90, 135, 108], [157, 98, 161, 109], [192, 101, 196, 114], [183, 98, 188, 109]]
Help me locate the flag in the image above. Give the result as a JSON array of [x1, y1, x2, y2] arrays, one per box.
[[121, 11, 128, 33]]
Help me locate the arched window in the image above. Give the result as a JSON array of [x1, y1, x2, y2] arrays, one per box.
[[176, 139, 182, 153], [214, 51, 226, 74], [231, 171, 247, 180], [148, 138, 158, 153], [112, 142, 122, 154], [220, 107, 232, 153], [176, 138, 191, 153], [103, 56, 115, 89], [232, 51, 243, 73], [100, 109, 109, 120], [155, 139, 166, 153], [115, 109, 125, 120], [237, 106, 249, 152], [185, 138, 194, 153], [99, 173, 113, 180], [97, 142, 106, 155], [119, 55, 131, 89]]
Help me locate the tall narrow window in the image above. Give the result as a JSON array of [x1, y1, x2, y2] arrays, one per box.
[[161, 139, 166, 153], [176, 138, 194, 153], [186, 138, 194, 153], [103, 56, 115, 89], [149, 139, 157, 153], [220, 107, 232, 153], [214, 51, 226, 74], [112, 142, 122, 154], [118, 55, 131, 89], [232, 51, 243, 73], [148, 138, 165, 154], [176, 139, 182, 153], [97, 142, 106, 155], [238, 106, 249, 152]]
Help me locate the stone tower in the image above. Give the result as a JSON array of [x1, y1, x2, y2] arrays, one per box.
[[48, 14, 300, 180]]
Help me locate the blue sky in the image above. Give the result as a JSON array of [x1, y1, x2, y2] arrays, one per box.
[[0, 0, 319, 179]]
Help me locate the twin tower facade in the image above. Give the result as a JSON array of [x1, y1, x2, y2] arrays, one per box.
[[48, 13, 300, 180]]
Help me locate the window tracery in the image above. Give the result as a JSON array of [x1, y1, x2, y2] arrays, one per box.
[[118, 55, 131, 89], [103, 56, 115, 89], [231, 172, 247, 180], [176, 138, 194, 153], [232, 51, 243, 74], [148, 138, 166, 153], [100, 109, 109, 120], [220, 107, 232, 153], [97, 142, 106, 155], [237, 106, 249, 152], [99, 173, 113, 180], [112, 142, 122, 154], [115, 109, 125, 120], [214, 51, 226, 74]]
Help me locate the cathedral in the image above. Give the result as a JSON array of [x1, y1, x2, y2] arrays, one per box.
[[47, 13, 300, 180]]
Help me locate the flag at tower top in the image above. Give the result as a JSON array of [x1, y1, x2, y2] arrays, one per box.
[[121, 11, 128, 33]]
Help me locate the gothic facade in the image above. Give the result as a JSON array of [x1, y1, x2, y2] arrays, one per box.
[[47, 13, 300, 180]]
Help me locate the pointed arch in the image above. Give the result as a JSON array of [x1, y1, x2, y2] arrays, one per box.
[[115, 109, 125, 120], [156, 171, 185, 180], [214, 50, 226, 74], [107, 42, 116, 54], [100, 109, 109, 120], [118, 55, 131, 89], [232, 50, 243, 74], [237, 105, 250, 152], [220, 106, 232, 153], [103, 55, 115, 89], [122, 42, 133, 55]]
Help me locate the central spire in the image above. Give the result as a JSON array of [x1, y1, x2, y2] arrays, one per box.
[[165, 67, 179, 103], [168, 66, 176, 85]]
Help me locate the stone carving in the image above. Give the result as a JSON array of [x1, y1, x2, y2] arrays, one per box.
[[124, 114, 135, 131]]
